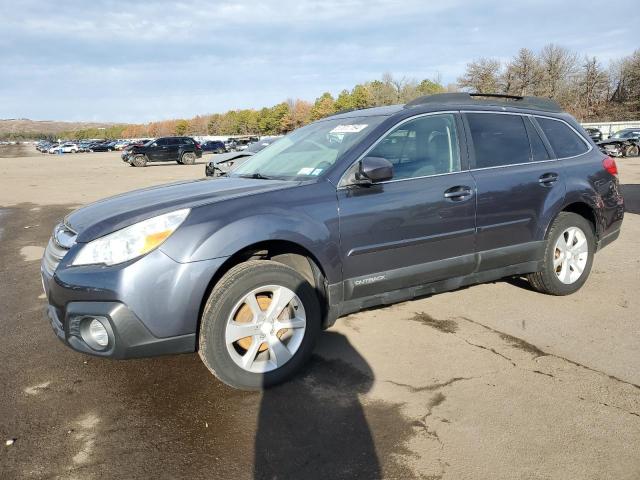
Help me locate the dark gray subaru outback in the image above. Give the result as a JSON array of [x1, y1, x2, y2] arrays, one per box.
[[42, 93, 624, 390]]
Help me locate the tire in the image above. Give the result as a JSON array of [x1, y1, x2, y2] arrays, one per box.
[[625, 144, 639, 157], [131, 154, 147, 167], [176, 159, 183, 165], [527, 212, 595, 295], [181, 152, 196, 165], [199, 260, 321, 390]]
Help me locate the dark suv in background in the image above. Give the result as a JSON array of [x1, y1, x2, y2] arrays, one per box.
[[42, 93, 624, 390], [122, 136, 202, 166]]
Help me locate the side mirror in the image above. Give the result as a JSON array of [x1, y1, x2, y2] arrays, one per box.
[[355, 156, 393, 185]]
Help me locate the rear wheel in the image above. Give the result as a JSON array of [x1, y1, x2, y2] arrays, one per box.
[[181, 152, 196, 165], [528, 212, 595, 295], [131, 154, 147, 167], [199, 260, 321, 390]]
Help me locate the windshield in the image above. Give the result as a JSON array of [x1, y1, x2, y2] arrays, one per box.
[[231, 115, 387, 180], [612, 130, 634, 139]]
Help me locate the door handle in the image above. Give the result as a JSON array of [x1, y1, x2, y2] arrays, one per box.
[[538, 172, 559, 186], [444, 185, 473, 200]]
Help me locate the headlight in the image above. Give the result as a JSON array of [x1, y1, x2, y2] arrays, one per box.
[[72, 209, 190, 266]]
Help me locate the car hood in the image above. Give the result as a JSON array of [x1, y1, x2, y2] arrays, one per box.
[[208, 151, 253, 165], [66, 177, 296, 242]]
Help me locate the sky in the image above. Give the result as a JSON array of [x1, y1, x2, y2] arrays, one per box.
[[1, 0, 638, 123]]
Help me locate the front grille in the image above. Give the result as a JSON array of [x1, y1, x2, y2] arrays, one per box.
[[42, 223, 77, 275]]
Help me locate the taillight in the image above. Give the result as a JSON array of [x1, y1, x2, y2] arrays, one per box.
[[602, 156, 618, 176]]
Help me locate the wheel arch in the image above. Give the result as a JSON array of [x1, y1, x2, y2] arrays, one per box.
[[544, 200, 599, 241], [196, 239, 332, 340]]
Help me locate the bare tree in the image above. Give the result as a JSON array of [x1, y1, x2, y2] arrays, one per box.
[[577, 57, 609, 119], [503, 48, 543, 96], [457, 58, 502, 93], [538, 44, 578, 98]]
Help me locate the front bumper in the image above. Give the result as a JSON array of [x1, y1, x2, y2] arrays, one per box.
[[46, 301, 196, 359], [41, 247, 227, 359]]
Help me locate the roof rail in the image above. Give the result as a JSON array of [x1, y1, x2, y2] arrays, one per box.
[[404, 92, 562, 113]]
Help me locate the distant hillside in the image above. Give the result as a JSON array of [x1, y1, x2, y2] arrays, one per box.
[[0, 119, 120, 138]]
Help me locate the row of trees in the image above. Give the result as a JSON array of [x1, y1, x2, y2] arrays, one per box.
[[457, 45, 640, 121], [112, 74, 448, 139], [44, 47, 639, 141]]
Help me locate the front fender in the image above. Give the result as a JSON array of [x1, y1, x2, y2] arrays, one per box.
[[160, 181, 342, 283]]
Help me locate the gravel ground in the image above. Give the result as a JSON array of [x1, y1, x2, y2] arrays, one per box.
[[1, 150, 639, 479]]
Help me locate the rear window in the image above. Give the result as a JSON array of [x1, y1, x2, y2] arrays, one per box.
[[537, 118, 589, 158], [467, 113, 531, 168]]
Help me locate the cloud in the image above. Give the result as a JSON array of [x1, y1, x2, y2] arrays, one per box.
[[1, 0, 638, 121]]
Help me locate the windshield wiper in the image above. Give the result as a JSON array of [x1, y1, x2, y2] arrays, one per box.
[[238, 173, 272, 180]]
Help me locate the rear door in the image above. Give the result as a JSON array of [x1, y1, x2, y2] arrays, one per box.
[[464, 112, 566, 271], [337, 112, 477, 301], [165, 138, 181, 161]]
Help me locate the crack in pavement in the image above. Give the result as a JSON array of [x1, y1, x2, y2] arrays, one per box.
[[387, 377, 474, 393], [413, 312, 640, 390]]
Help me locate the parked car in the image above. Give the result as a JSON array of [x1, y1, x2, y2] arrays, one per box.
[[41, 93, 624, 390], [585, 127, 603, 142], [597, 128, 640, 157], [47, 143, 62, 154], [122, 136, 202, 166], [36, 141, 52, 152], [77, 142, 93, 152], [56, 142, 79, 153], [120, 140, 152, 159], [201, 140, 227, 154], [88, 141, 114, 152], [227, 136, 260, 151], [205, 137, 280, 177], [114, 141, 130, 150]]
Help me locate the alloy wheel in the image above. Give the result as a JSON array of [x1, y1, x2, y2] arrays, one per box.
[[553, 226, 588, 284], [225, 285, 306, 373]]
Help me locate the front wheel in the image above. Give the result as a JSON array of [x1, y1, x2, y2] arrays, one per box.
[[199, 260, 321, 390], [181, 152, 196, 165], [131, 154, 147, 167], [527, 212, 595, 295], [624, 144, 639, 157]]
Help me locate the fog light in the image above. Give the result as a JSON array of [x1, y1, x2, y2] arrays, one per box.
[[88, 319, 109, 347]]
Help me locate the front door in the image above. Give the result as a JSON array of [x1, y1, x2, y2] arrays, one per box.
[[147, 138, 167, 161], [338, 113, 476, 301]]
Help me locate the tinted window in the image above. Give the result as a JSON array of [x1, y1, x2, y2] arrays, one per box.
[[467, 113, 530, 168], [368, 114, 461, 180], [155, 138, 168, 146], [537, 118, 588, 158], [525, 118, 550, 161]]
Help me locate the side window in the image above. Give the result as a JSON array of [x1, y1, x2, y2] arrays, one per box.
[[368, 114, 461, 180], [536, 117, 589, 158], [467, 113, 531, 168], [525, 117, 550, 161], [155, 138, 168, 146], [183, 138, 194, 145]]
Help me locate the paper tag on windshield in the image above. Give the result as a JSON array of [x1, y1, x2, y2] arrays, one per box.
[[297, 167, 314, 175], [330, 124, 368, 134]]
